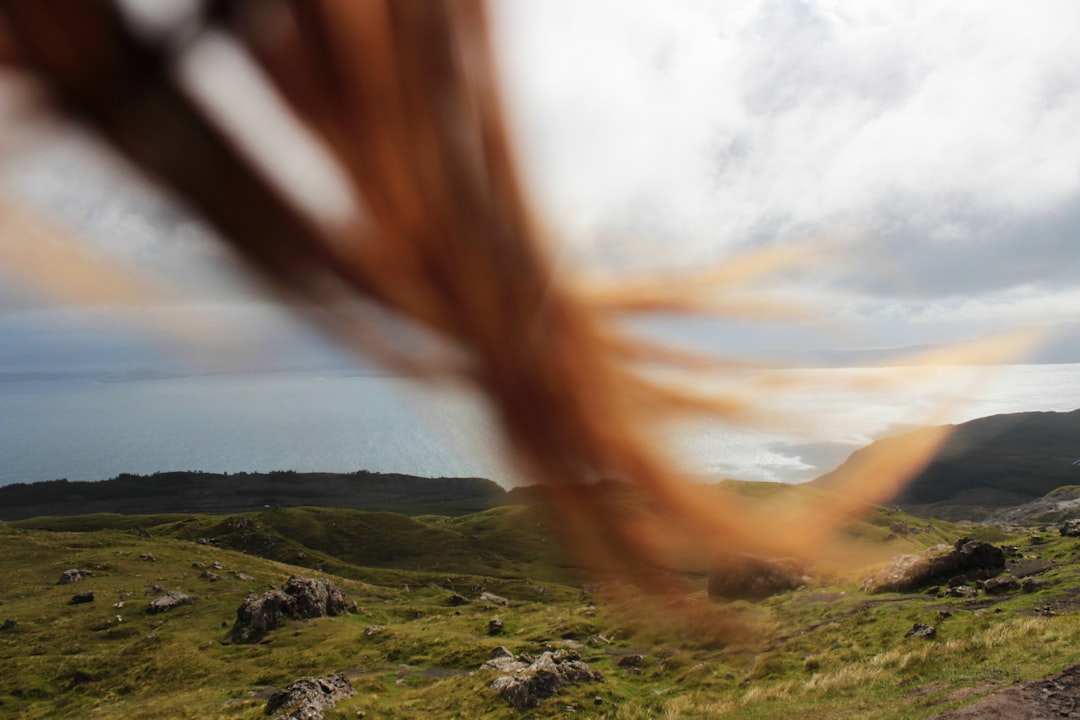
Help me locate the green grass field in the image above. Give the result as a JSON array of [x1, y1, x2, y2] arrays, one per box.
[[2, 494, 1079, 719]]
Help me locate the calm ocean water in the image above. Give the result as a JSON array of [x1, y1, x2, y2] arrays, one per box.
[[2, 364, 1079, 487]]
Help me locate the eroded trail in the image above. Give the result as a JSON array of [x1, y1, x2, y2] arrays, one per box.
[[930, 663, 1080, 719]]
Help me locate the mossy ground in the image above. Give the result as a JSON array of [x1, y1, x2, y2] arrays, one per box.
[[2, 499, 1080, 719]]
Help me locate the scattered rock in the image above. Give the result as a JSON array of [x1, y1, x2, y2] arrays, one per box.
[[483, 650, 604, 710], [479, 592, 509, 606], [890, 520, 914, 536], [982, 575, 1020, 595], [948, 585, 978, 598], [484, 647, 524, 673], [1, 619, 16, 630], [232, 571, 256, 582], [211, 561, 224, 570], [363, 625, 384, 637], [1029, 535, 1045, 545], [140, 553, 158, 562], [616, 654, 645, 668], [148, 591, 195, 614], [144, 583, 166, 596], [232, 576, 347, 643], [588, 634, 613, 646], [863, 538, 1005, 593], [707, 554, 807, 601], [1021, 577, 1046, 593], [446, 594, 469, 606], [58, 569, 90, 585], [191, 562, 207, 570], [265, 673, 354, 720], [905, 623, 936, 639], [488, 618, 504, 636], [1060, 520, 1080, 537], [68, 591, 95, 605], [199, 571, 223, 582]]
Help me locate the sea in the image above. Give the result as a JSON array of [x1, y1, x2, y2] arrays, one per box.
[[2, 363, 1079, 488]]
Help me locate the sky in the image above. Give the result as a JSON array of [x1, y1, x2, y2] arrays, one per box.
[[2, 0, 1080, 373]]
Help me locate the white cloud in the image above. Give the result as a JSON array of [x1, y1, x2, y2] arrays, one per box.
[[2, 1, 1079, 354], [493, 0, 1080, 301]]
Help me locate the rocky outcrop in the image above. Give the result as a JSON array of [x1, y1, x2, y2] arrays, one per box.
[[707, 554, 807, 601], [232, 576, 347, 643], [479, 592, 509, 606], [265, 674, 353, 720], [1060, 519, 1080, 537], [983, 575, 1020, 595], [905, 623, 936, 639], [481, 649, 603, 710], [58, 569, 90, 585], [148, 591, 194, 614], [863, 538, 1005, 593]]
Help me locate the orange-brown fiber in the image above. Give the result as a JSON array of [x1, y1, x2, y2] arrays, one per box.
[[0, 0, 950, 606]]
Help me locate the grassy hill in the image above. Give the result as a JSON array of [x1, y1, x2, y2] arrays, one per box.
[[815, 409, 1080, 521], [4, 493, 1080, 719]]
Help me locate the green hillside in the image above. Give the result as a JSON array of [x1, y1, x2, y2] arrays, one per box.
[[815, 409, 1080, 521], [4, 496, 1080, 719]]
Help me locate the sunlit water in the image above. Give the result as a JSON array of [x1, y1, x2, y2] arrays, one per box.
[[2, 364, 1078, 487]]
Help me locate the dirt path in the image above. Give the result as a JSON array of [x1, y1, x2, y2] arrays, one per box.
[[929, 663, 1080, 719]]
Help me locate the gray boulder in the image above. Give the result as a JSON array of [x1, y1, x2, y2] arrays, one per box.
[[483, 650, 603, 710], [1060, 519, 1080, 537], [983, 575, 1020, 595], [905, 623, 936, 639], [265, 673, 353, 720], [68, 591, 94, 605], [58, 569, 90, 585], [232, 576, 347, 643], [863, 538, 1005, 593], [148, 591, 195, 614]]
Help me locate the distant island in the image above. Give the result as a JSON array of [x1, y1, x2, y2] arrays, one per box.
[[7, 407, 1080, 523], [0, 470, 530, 521]]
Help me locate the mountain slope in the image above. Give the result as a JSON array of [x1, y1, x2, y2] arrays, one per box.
[[815, 409, 1080, 521]]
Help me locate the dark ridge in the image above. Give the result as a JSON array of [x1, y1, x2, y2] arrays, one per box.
[[813, 409, 1080, 521], [0, 470, 511, 520]]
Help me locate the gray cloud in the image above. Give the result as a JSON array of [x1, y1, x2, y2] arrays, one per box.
[[2, 1, 1079, 363], [494, 0, 1080, 338]]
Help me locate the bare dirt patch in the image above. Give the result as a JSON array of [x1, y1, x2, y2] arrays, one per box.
[[929, 663, 1080, 719]]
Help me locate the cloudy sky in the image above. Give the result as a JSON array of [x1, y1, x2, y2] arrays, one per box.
[[2, 0, 1079, 372]]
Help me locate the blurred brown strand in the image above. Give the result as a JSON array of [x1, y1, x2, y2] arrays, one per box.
[[0, 0, 1033, 633]]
